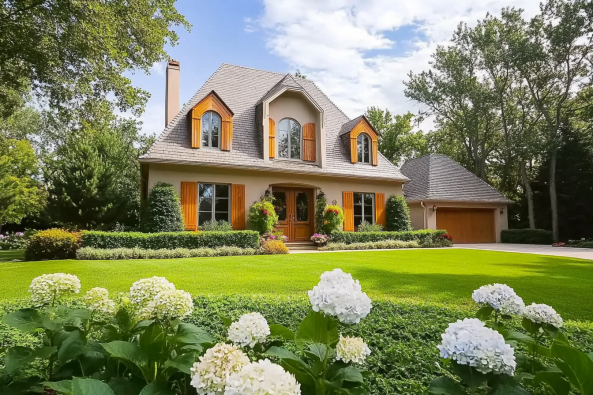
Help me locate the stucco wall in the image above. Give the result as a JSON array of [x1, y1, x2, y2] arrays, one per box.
[[148, 163, 403, 225], [408, 203, 425, 230]]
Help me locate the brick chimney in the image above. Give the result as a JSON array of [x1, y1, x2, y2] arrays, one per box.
[[165, 60, 180, 126]]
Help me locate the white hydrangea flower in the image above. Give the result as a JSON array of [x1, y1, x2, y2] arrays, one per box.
[[29, 273, 81, 305], [129, 276, 175, 307], [84, 287, 116, 314], [523, 303, 563, 328], [228, 312, 271, 348], [437, 318, 516, 375], [336, 335, 371, 364], [308, 269, 372, 324], [224, 359, 301, 395], [190, 343, 250, 395], [139, 289, 194, 321], [472, 283, 525, 316]]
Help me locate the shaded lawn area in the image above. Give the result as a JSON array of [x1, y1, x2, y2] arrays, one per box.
[[0, 249, 591, 320], [0, 250, 23, 262]]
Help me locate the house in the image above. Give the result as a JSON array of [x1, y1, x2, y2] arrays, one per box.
[[400, 154, 512, 243], [140, 62, 509, 243]]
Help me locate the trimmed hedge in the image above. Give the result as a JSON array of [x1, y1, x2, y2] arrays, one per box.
[[77, 246, 259, 260], [81, 230, 260, 250], [567, 240, 593, 249], [329, 229, 447, 244], [501, 229, 553, 245], [320, 240, 420, 251], [24, 229, 80, 261]]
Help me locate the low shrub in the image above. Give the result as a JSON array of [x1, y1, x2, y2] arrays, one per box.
[[329, 229, 446, 244], [385, 194, 412, 231], [501, 228, 553, 244], [319, 240, 420, 251], [81, 230, 260, 249], [199, 219, 233, 232], [323, 200, 344, 234], [144, 181, 184, 232], [567, 239, 593, 248], [24, 229, 80, 261], [0, 232, 27, 250], [261, 240, 289, 254], [357, 221, 383, 232], [247, 196, 279, 234], [77, 246, 259, 260]]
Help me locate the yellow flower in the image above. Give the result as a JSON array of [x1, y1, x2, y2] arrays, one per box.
[[324, 220, 329, 224]]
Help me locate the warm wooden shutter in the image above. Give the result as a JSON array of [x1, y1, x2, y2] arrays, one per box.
[[343, 191, 354, 232], [350, 137, 358, 163], [269, 118, 276, 158], [222, 120, 232, 151], [232, 184, 246, 230], [181, 182, 197, 230], [371, 139, 378, 166], [303, 123, 316, 162], [375, 193, 385, 227], [191, 108, 201, 148]]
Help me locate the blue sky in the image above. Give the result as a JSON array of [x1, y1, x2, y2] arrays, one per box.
[[130, 0, 539, 136]]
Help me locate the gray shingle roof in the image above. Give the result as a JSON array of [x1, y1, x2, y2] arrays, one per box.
[[141, 64, 407, 182], [400, 154, 512, 203]]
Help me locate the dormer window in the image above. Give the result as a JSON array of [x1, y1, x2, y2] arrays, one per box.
[[202, 111, 221, 148], [277, 118, 301, 159], [357, 133, 371, 164]]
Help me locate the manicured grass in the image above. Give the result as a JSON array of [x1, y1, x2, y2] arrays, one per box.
[[1, 249, 592, 320], [0, 250, 24, 262]]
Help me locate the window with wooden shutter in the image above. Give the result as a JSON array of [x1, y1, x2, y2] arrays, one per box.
[[375, 193, 385, 227], [181, 182, 197, 230], [343, 191, 354, 231], [349, 117, 379, 166], [269, 118, 276, 158], [231, 184, 246, 230], [303, 123, 316, 162], [189, 91, 233, 150]]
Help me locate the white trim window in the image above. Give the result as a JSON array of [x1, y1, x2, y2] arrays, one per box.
[[277, 118, 301, 159], [353, 192, 374, 228], [357, 133, 371, 163], [198, 183, 230, 225], [201, 111, 221, 149]]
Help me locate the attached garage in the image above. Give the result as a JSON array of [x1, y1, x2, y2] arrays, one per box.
[[436, 208, 496, 243]]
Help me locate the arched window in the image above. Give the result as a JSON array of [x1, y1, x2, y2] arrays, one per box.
[[277, 118, 301, 159], [357, 133, 371, 163], [201, 111, 221, 148]]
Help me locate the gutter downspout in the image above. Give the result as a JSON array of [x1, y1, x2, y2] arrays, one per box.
[[420, 201, 427, 229]]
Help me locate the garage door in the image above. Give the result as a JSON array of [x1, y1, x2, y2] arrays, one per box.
[[436, 208, 496, 243]]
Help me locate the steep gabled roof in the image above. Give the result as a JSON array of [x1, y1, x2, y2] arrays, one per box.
[[400, 154, 513, 203], [141, 63, 407, 182], [339, 115, 379, 137]]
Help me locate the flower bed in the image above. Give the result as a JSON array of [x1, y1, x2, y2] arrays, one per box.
[[329, 229, 448, 244], [0, 232, 26, 250], [81, 230, 260, 250], [77, 246, 261, 260]]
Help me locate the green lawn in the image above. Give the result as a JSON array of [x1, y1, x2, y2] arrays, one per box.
[[1, 249, 591, 320], [0, 250, 24, 262]]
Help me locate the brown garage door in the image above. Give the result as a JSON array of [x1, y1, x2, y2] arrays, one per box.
[[436, 208, 496, 243]]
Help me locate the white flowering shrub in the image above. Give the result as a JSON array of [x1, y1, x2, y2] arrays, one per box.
[[336, 335, 371, 364], [129, 276, 175, 307], [228, 312, 270, 348], [523, 303, 563, 328], [225, 359, 301, 395], [29, 273, 81, 305], [190, 343, 250, 395], [84, 287, 116, 314], [138, 289, 194, 321], [472, 283, 525, 316], [308, 268, 372, 324]]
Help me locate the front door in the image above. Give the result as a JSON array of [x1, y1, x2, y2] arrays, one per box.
[[272, 187, 313, 242]]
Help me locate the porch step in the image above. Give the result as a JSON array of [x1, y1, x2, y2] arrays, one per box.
[[286, 242, 318, 251]]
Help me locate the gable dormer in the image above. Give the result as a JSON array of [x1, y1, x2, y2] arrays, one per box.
[[189, 90, 234, 151], [340, 116, 379, 166], [259, 75, 326, 167]]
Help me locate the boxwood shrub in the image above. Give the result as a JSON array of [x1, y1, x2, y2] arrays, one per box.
[[500, 229, 553, 244], [81, 230, 260, 250], [329, 229, 446, 244]]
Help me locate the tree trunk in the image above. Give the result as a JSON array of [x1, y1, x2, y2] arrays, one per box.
[[549, 146, 559, 242], [520, 161, 535, 229]]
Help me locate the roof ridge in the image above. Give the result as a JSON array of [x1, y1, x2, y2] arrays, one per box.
[[220, 62, 286, 76]]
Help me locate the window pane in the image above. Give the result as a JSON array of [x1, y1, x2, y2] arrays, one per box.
[[211, 113, 220, 148], [364, 215, 373, 224], [199, 184, 213, 198], [364, 137, 370, 163], [353, 193, 363, 205], [215, 212, 229, 222], [215, 198, 228, 212], [199, 212, 212, 225], [296, 192, 308, 221], [215, 184, 229, 198], [202, 113, 210, 147], [357, 135, 364, 162], [272, 192, 287, 221], [354, 204, 362, 216], [354, 215, 363, 227], [364, 194, 373, 207], [278, 119, 290, 132], [278, 130, 289, 158], [199, 184, 213, 212], [199, 197, 212, 212], [290, 120, 301, 159]]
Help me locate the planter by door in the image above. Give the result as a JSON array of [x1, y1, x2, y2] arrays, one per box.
[[272, 187, 314, 242]]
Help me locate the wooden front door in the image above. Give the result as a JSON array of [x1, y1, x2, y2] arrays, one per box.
[[272, 187, 313, 242], [436, 208, 496, 243]]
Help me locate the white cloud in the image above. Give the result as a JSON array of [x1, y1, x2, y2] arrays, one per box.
[[150, 61, 166, 76], [138, 103, 165, 136], [258, 0, 540, 131]]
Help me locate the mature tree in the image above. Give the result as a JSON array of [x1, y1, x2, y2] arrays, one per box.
[[0, 0, 190, 118], [365, 107, 428, 165], [0, 137, 45, 232]]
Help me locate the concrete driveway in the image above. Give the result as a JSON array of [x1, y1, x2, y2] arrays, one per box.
[[454, 243, 593, 260]]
